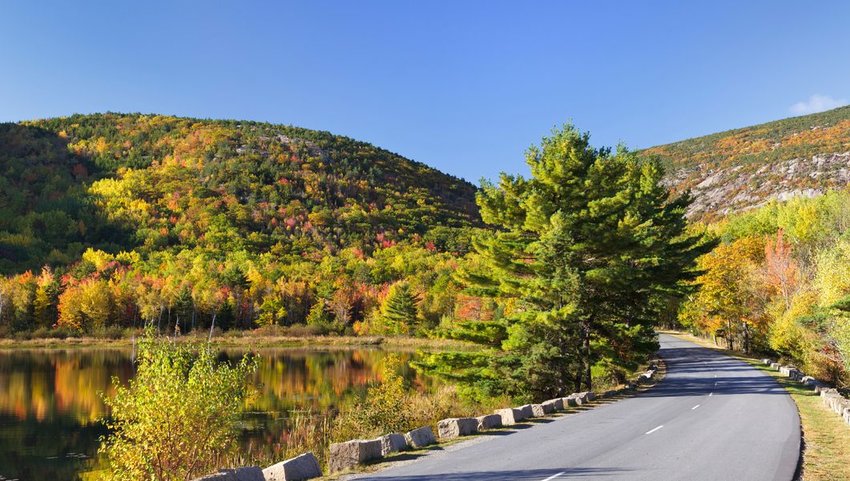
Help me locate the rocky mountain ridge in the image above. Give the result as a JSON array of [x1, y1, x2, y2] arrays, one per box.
[[644, 105, 850, 220]]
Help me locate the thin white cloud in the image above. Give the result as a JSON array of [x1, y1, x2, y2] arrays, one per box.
[[789, 94, 847, 115]]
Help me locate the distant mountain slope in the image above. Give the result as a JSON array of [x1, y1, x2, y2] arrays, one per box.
[[642, 106, 850, 220], [0, 113, 479, 273]]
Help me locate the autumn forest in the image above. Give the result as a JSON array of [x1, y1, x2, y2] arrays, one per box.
[[2, 109, 850, 394]]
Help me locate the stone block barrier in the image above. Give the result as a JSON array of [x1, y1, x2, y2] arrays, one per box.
[[761, 357, 850, 428], [517, 404, 534, 419], [328, 439, 382, 473], [494, 407, 523, 425], [576, 392, 591, 404], [542, 398, 564, 412], [477, 413, 503, 430], [531, 404, 546, 417], [194, 359, 667, 481], [405, 425, 436, 448], [262, 453, 322, 481], [437, 417, 479, 439], [379, 433, 408, 456]]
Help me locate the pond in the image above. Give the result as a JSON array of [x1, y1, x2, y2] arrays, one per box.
[[0, 346, 431, 481]]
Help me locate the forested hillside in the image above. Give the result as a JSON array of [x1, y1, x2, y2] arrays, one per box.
[[0, 113, 479, 273], [0, 113, 479, 336], [644, 106, 850, 220]]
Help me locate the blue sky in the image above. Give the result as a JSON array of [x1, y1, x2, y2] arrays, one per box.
[[2, 1, 848, 183]]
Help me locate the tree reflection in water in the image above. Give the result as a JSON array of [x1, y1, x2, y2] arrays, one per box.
[[0, 347, 431, 481]]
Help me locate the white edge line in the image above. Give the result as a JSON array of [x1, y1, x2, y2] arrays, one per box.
[[540, 472, 566, 481], [645, 425, 664, 435], [709, 392, 713, 397]]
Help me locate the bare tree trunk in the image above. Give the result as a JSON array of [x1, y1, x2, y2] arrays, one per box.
[[582, 320, 592, 391], [727, 321, 734, 351], [208, 312, 217, 342]]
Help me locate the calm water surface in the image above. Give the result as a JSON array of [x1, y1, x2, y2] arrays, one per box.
[[0, 347, 431, 481]]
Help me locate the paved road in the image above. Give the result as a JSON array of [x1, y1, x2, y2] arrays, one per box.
[[353, 334, 800, 481]]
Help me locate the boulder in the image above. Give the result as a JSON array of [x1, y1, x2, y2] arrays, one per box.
[[195, 467, 265, 481], [575, 392, 592, 403], [517, 404, 534, 419], [437, 417, 478, 439], [563, 395, 578, 407], [815, 384, 831, 394], [328, 439, 382, 473], [770, 362, 781, 370], [262, 453, 322, 481], [586, 392, 597, 402], [405, 426, 436, 448], [762, 358, 772, 365], [477, 414, 503, 430], [379, 433, 408, 456], [801, 376, 816, 386], [542, 398, 563, 412], [531, 404, 546, 417], [494, 408, 522, 425]]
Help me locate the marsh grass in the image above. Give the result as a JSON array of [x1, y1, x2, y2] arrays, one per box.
[[0, 330, 477, 351]]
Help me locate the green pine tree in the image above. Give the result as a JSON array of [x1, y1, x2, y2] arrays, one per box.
[[380, 281, 419, 335], [421, 125, 714, 400]]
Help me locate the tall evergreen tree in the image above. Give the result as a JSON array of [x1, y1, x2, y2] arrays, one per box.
[[423, 125, 714, 400], [380, 281, 419, 335]]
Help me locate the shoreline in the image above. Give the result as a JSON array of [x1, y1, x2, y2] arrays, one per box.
[[0, 333, 476, 352]]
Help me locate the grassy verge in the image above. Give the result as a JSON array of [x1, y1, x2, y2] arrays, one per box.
[[670, 331, 850, 481]]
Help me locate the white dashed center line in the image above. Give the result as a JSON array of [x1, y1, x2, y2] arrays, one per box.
[[540, 472, 565, 481], [645, 425, 664, 435], [692, 404, 701, 410]]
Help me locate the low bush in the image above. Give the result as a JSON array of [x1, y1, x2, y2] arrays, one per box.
[[99, 334, 257, 481]]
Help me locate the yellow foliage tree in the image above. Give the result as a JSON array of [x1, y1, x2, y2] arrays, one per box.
[[680, 237, 766, 352]]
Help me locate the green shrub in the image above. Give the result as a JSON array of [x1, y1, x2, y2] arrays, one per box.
[[99, 334, 257, 481]]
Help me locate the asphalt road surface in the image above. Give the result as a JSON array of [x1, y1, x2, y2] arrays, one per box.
[[352, 334, 800, 481]]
